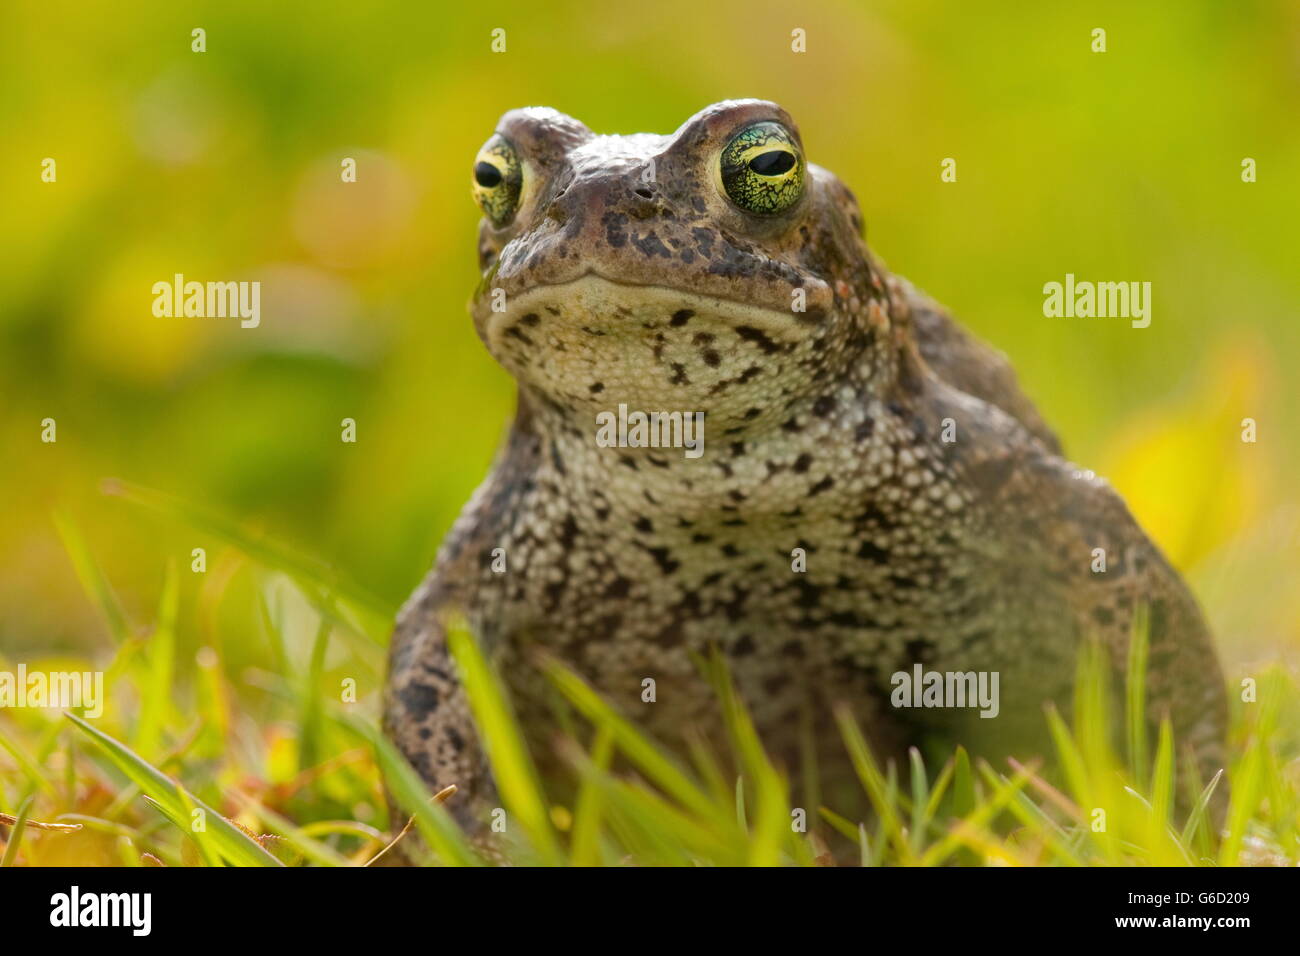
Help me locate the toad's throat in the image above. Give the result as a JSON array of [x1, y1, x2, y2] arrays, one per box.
[[478, 275, 825, 427]]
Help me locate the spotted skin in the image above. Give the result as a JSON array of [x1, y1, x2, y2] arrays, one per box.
[[384, 100, 1226, 837]]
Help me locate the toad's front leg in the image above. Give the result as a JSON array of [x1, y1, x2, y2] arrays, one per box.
[[383, 606, 498, 848]]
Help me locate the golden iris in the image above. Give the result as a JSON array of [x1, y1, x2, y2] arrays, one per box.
[[719, 122, 804, 215], [472, 134, 523, 227]]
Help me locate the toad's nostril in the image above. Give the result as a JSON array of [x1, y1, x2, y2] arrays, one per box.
[[628, 184, 659, 219]]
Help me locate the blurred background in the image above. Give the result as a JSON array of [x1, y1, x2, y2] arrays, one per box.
[[1, 0, 1298, 688]]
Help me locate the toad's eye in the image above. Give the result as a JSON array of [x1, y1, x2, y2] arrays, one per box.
[[719, 122, 804, 216], [472, 134, 523, 227]]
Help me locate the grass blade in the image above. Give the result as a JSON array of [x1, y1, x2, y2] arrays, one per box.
[[1219, 736, 1264, 866], [66, 713, 282, 867], [1179, 768, 1223, 849], [135, 562, 178, 758], [703, 652, 788, 866], [52, 510, 131, 644], [0, 794, 35, 866], [570, 728, 614, 866], [542, 655, 721, 822], [1125, 604, 1150, 791], [834, 704, 913, 864], [448, 626, 562, 864], [298, 615, 331, 773]]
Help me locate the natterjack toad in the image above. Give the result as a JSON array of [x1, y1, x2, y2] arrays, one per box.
[[384, 100, 1226, 834]]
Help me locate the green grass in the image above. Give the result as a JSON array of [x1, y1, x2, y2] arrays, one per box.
[[1, 496, 1297, 867]]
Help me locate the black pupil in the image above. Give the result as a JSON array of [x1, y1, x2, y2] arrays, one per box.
[[474, 161, 503, 188], [748, 150, 795, 176]]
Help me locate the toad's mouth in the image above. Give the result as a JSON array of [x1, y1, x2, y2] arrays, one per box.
[[478, 273, 817, 347]]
